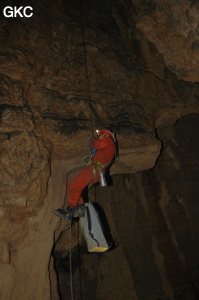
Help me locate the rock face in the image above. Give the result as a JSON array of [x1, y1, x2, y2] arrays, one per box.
[[134, 0, 199, 82], [0, 0, 199, 299], [53, 114, 199, 300]]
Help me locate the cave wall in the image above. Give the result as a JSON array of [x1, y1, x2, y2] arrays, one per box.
[[54, 114, 199, 300], [0, 0, 199, 299]]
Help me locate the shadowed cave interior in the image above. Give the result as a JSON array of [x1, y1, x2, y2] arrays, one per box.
[[52, 114, 199, 300]]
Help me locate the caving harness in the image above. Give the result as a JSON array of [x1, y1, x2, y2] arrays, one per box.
[[89, 161, 107, 186], [82, 131, 117, 187], [82, 156, 108, 187]]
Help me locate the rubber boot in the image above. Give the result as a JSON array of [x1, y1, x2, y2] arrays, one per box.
[[73, 204, 85, 218], [52, 206, 75, 220]]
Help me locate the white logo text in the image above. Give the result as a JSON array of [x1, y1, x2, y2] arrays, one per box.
[[3, 6, 33, 18]]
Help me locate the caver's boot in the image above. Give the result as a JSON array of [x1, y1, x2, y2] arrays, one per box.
[[52, 206, 75, 221], [73, 204, 85, 218]]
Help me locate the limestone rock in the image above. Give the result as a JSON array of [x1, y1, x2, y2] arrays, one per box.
[[53, 114, 199, 299], [134, 0, 199, 82]]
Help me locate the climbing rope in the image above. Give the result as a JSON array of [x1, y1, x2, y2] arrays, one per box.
[[80, 0, 95, 137], [69, 224, 74, 300], [68, 3, 95, 299]]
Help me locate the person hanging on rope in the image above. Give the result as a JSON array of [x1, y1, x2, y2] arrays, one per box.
[[53, 129, 116, 221]]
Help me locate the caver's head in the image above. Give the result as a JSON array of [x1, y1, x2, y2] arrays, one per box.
[[96, 129, 114, 139]]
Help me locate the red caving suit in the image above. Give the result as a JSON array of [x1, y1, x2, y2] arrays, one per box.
[[67, 136, 116, 208]]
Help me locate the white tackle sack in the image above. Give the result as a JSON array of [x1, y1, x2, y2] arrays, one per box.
[[80, 203, 109, 253]]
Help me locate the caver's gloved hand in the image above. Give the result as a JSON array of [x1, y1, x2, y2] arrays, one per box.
[[88, 137, 94, 142], [88, 137, 96, 156], [89, 145, 96, 156]]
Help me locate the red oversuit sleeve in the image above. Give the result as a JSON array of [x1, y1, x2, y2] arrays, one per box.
[[90, 138, 107, 150]]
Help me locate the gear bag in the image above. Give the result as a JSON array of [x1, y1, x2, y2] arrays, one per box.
[[80, 203, 109, 253]]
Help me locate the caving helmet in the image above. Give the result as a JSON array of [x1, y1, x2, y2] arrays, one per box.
[[96, 129, 115, 139]]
